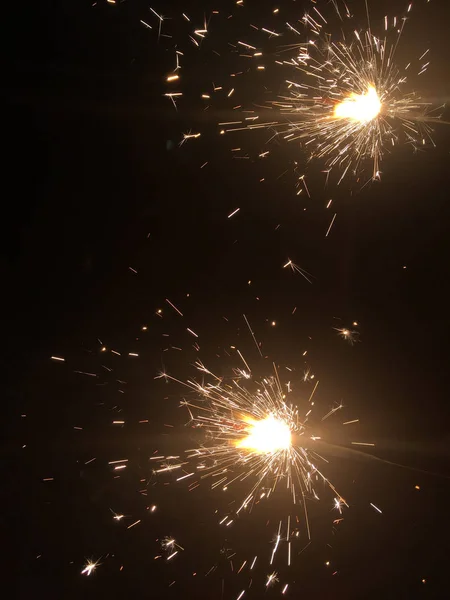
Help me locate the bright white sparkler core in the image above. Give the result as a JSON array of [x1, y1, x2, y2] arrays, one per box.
[[333, 85, 382, 123], [235, 415, 292, 453]]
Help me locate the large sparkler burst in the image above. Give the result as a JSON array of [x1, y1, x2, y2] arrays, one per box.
[[271, 3, 439, 183], [157, 0, 444, 186], [161, 360, 347, 545]]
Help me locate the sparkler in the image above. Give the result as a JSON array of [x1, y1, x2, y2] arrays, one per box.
[[160, 359, 348, 529], [175, 0, 442, 185], [270, 3, 440, 183], [107, 0, 445, 187]]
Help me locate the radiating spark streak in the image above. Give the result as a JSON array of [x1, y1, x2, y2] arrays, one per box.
[[370, 502, 383, 514], [243, 314, 263, 356], [165, 298, 184, 316], [283, 259, 313, 284], [343, 419, 359, 425], [180, 132, 201, 146], [351, 442, 375, 446], [237, 560, 247, 574], [51, 356, 65, 362], [127, 520, 141, 529], [325, 214, 337, 237], [156, 465, 183, 473], [228, 207, 240, 218], [237, 349, 251, 375], [321, 403, 343, 421], [176, 473, 194, 481]]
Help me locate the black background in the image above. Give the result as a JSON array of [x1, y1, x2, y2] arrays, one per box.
[[4, 1, 450, 598]]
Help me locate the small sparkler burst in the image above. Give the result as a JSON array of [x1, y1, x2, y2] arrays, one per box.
[[162, 360, 347, 535], [272, 1, 440, 182], [334, 327, 359, 345], [81, 558, 100, 576], [161, 537, 185, 561]]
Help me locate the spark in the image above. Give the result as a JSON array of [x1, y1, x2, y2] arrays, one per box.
[[180, 132, 200, 146], [370, 502, 383, 514], [165, 298, 184, 316], [334, 327, 358, 345], [161, 536, 184, 560], [325, 214, 337, 237], [283, 259, 313, 284], [81, 559, 100, 576], [266, 571, 279, 587]]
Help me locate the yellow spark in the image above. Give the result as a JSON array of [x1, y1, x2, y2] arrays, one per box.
[[235, 415, 291, 453], [334, 85, 382, 122]]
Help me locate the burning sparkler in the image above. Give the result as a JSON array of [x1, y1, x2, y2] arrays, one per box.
[[160, 359, 348, 536], [197, 1, 442, 184], [272, 7, 439, 183]]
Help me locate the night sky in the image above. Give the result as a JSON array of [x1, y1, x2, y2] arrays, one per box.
[[5, 1, 450, 598]]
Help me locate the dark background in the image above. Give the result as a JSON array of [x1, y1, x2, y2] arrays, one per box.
[[4, 0, 450, 598]]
